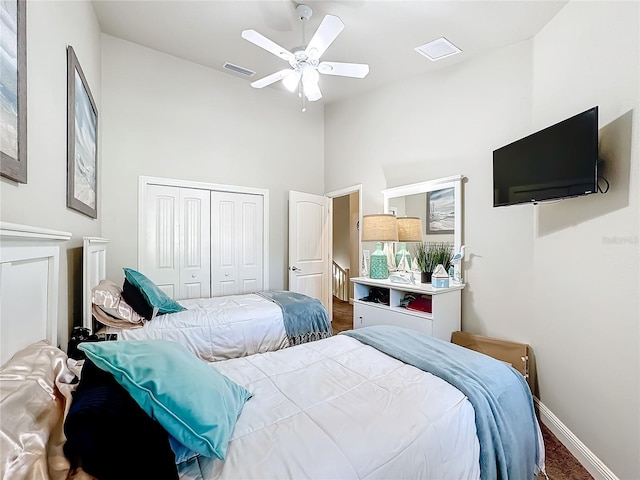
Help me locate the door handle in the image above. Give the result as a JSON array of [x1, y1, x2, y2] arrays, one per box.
[[290, 266, 301, 272]]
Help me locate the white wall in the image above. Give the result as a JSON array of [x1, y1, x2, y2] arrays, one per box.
[[0, 0, 102, 349], [531, 2, 639, 478], [100, 35, 324, 289], [324, 1, 639, 478], [326, 39, 535, 333]]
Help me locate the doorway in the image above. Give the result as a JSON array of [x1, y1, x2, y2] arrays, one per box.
[[327, 185, 361, 333]]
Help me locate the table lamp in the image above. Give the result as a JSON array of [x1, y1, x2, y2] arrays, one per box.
[[361, 214, 398, 279], [396, 217, 423, 271]]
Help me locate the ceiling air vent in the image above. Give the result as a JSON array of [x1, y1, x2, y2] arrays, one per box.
[[223, 62, 255, 77], [414, 37, 461, 61]]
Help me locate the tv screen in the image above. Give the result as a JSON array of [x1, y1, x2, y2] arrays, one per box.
[[493, 106, 599, 207]]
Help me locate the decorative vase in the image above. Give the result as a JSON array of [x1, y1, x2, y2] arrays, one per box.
[[395, 243, 412, 270], [420, 271, 432, 284], [369, 242, 389, 279]]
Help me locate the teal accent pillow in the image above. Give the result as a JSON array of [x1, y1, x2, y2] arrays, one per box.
[[123, 268, 186, 315], [78, 340, 252, 460]]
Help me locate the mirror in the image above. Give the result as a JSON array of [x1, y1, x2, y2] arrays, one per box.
[[382, 175, 463, 274]]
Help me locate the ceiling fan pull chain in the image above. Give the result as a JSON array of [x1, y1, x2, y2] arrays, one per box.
[[301, 86, 307, 112]]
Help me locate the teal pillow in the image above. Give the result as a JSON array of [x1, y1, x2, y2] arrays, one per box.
[[123, 268, 186, 315], [78, 340, 251, 460]]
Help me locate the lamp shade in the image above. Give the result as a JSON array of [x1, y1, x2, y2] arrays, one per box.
[[361, 214, 398, 242], [397, 217, 423, 242]]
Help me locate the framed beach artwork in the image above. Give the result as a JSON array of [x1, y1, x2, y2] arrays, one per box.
[[67, 45, 98, 218], [426, 187, 455, 234], [0, 0, 27, 183]]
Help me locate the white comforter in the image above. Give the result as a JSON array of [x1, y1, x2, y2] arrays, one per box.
[[114, 294, 289, 362], [179, 334, 481, 480]]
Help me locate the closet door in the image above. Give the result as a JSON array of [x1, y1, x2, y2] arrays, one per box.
[[178, 188, 211, 299], [211, 191, 264, 296], [140, 185, 210, 299], [140, 184, 180, 297]]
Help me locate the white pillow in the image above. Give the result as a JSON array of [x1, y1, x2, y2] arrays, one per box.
[[92, 279, 145, 326]]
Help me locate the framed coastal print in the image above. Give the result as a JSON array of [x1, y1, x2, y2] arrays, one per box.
[[426, 187, 454, 234], [0, 0, 27, 183], [67, 45, 98, 218]]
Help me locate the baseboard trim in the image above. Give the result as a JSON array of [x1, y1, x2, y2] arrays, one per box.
[[534, 398, 618, 480]]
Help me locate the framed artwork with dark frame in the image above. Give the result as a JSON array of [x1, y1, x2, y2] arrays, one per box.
[[426, 187, 455, 234], [0, 0, 27, 183], [67, 45, 98, 218]]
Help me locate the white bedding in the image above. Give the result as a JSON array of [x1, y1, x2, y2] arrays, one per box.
[[179, 334, 481, 480], [109, 294, 289, 362]]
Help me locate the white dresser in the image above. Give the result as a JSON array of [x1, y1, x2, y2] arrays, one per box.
[[351, 276, 464, 342]]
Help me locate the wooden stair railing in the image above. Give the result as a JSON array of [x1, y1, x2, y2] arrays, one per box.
[[332, 261, 349, 302]]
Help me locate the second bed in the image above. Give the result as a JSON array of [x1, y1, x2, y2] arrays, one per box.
[[85, 238, 332, 362]]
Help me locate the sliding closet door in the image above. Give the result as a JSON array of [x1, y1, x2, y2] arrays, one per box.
[[211, 191, 264, 296], [140, 185, 210, 299]]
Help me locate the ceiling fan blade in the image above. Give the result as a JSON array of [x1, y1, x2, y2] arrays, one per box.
[[250, 69, 293, 89], [241, 29, 294, 62], [305, 14, 344, 60], [318, 61, 369, 78], [303, 77, 322, 102]]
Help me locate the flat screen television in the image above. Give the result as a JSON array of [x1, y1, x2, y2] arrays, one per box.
[[493, 106, 599, 207]]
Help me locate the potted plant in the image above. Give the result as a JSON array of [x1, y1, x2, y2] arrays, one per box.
[[412, 242, 453, 283]]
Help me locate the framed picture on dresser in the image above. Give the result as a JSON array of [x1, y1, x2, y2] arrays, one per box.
[[67, 45, 98, 219], [0, 0, 27, 183]]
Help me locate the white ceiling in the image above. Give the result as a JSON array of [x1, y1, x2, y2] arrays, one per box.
[[91, 0, 568, 105]]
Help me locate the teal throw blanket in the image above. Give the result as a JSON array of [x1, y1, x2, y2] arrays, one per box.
[[256, 290, 332, 345], [343, 325, 540, 480]]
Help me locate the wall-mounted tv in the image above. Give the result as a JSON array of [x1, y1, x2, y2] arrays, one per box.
[[493, 106, 599, 207]]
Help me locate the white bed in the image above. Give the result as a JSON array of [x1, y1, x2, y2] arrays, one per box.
[[1, 223, 546, 480], [180, 334, 481, 480], [82, 237, 331, 361], [0, 222, 71, 364], [110, 294, 289, 361]]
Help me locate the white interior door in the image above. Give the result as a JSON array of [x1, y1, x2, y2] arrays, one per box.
[[211, 191, 264, 296], [140, 177, 269, 300], [179, 188, 210, 299], [288, 191, 330, 312], [140, 184, 180, 297], [140, 185, 210, 299]]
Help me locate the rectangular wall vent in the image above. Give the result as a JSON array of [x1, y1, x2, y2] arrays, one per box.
[[223, 62, 255, 77], [414, 37, 462, 61]]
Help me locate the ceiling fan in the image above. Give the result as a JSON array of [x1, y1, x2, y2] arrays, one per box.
[[241, 4, 369, 108]]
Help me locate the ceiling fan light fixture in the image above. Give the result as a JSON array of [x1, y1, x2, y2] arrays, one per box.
[[302, 65, 319, 85], [302, 71, 322, 101], [282, 70, 301, 92]]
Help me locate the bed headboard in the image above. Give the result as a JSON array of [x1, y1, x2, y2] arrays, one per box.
[[82, 237, 109, 332], [0, 222, 71, 366]]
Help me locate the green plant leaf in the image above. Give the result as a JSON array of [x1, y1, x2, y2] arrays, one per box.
[[411, 241, 453, 272]]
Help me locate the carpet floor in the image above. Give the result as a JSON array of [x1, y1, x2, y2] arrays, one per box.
[[331, 296, 594, 480]]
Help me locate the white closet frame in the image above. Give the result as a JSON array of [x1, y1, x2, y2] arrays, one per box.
[[138, 176, 270, 292]]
